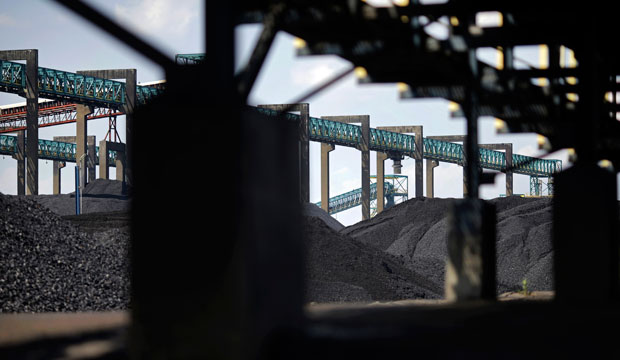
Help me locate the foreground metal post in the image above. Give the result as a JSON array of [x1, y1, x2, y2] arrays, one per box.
[[258, 103, 310, 203], [444, 43, 496, 302], [445, 199, 496, 301]]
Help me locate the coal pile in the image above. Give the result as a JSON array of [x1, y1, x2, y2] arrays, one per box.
[[302, 215, 442, 303], [27, 179, 131, 216], [2, 177, 556, 312], [0, 188, 130, 313], [342, 196, 554, 295]]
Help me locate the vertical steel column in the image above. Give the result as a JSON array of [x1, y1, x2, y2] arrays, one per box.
[[322, 115, 370, 220], [320, 143, 335, 213]]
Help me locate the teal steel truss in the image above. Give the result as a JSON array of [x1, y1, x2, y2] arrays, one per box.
[[0, 134, 118, 165], [250, 106, 562, 177], [315, 181, 396, 215], [175, 53, 205, 65], [1, 59, 162, 108]]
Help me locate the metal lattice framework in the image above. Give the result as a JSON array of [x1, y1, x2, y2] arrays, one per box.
[[0, 59, 162, 108], [175, 53, 206, 65], [0, 100, 123, 133], [253, 106, 562, 177], [0, 134, 117, 165], [315, 174, 408, 216], [315, 180, 395, 215]]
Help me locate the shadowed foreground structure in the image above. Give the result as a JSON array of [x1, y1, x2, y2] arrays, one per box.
[[2, 0, 620, 359]]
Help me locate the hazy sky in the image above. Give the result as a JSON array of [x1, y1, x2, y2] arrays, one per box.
[[0, 1, 569, 226]]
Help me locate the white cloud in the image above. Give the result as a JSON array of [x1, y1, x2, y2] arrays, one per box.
[[114, 0, 200, 37]]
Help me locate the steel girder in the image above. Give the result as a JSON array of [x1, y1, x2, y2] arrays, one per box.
[[1, 59, 162, 108], [0, 100, 123, 134], [315, 180, 395, 215], [0, 134, 117, 165], [251, 105, 561, 177]]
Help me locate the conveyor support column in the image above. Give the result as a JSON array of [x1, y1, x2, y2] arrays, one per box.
[[11, 131, 25, 195], [376, 152, 389, 213], [320, 143, 335, 213], [78, 69, 136, 188], [322, 115, 370, 220], [1, 50, 38, 194], [426, 159, 439, 198]]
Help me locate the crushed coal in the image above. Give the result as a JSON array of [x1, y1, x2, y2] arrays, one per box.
[[341, 196, 554, 296], [2, 178, 558, 311], [0, 182, 131, 313]]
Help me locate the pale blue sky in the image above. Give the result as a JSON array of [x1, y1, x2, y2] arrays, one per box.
[[0, 1, 569, 226]]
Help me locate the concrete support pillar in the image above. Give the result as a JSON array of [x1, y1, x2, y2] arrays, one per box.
[[55, 135, 96, 191], [257, 103, 310, 203], [98, 140, 126, 191], [12, 131, 25, 195], [426, 159, 439, 198], [115, 152, 125, 182], [480, 143, 513, 196], [87, 139, 96, 183], [78, 69, 136, 188], [52, 161, 65, 195], [1, 50, 39, 195], [322, 115, 370, 220], [99, 140, 109, 180], [320, 143, 335, 213], [377, 152, 388, 214], [505, 146, 513, 197], [413, 126, 423, 198]]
